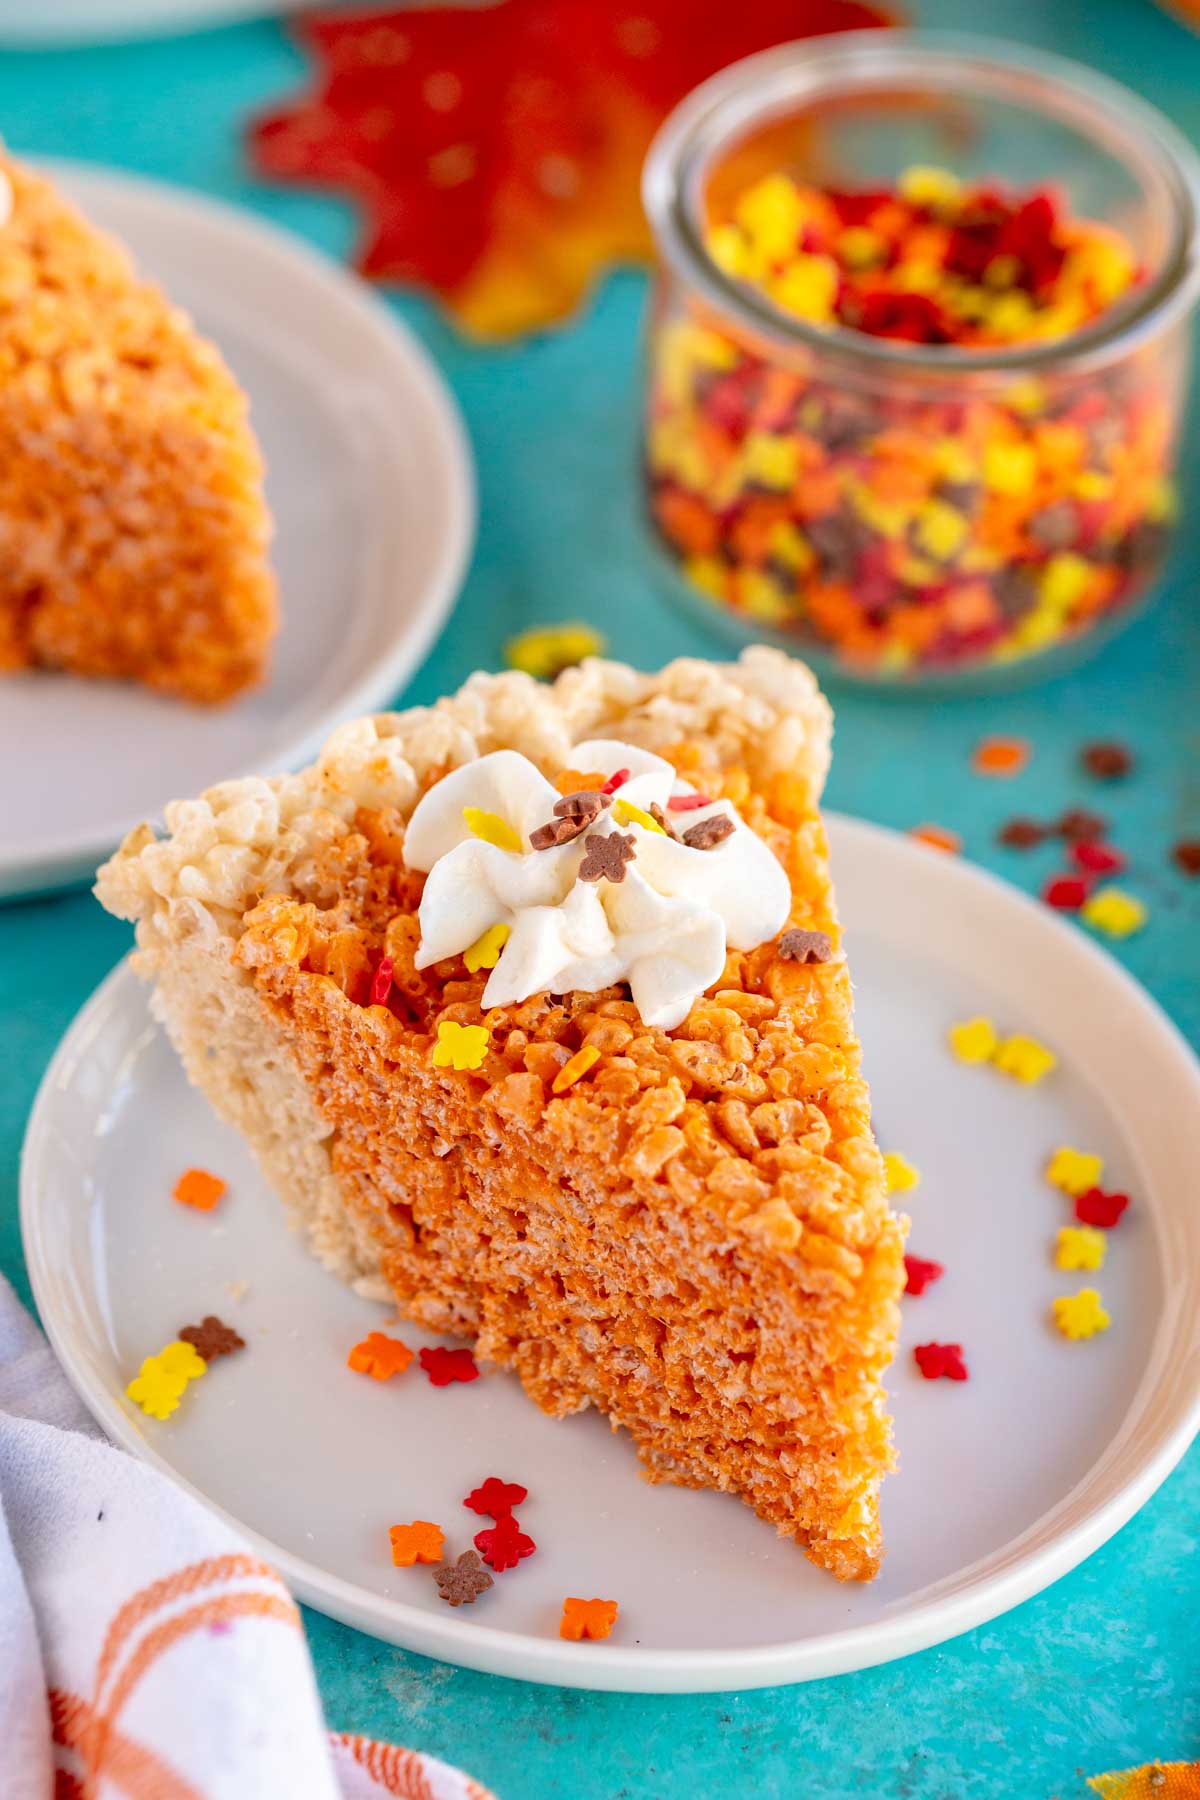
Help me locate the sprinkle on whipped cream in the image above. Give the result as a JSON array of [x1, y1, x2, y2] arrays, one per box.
[[403, 741, 791, 1031]]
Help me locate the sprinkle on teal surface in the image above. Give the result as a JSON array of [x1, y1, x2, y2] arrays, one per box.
[[0, 4, 1198, 1796]]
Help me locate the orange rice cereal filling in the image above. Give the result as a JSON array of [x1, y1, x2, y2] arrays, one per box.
[[233, 744, 906, 1581], [0, 156, 276, 703]]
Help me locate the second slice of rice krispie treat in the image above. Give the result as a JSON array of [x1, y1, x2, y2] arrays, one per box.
[[0, 155, 276, 703]]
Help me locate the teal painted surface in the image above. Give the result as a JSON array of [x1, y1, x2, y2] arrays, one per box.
[[0, 3, 1198, 1793]]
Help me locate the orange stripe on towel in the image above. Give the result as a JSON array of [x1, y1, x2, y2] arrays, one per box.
[[94, 1554, 281, 1699], [49, 1688, 203, 1800]]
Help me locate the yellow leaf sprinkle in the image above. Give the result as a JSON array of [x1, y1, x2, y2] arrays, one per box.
[[948, 1016, 999, 1064], [913, 498, 968, 562], [733, 172, 808, 260], [992, 1034, 1057, 1084], [126, 1340, 207, 1420], [770, 253, 840, 325], [504, 622, 606, 681], [837, 226, 885, 269], [613, 799, 666, 835], [1081, 886, 1147, 938], [1055, 1226, 1107, 1273], [898, 164, 962, 210], [156, 1341, 209, 1382], [741, 432, 801, 491], [1045, 1146, 1105, 1197], [464, 922, 511, 973], [463, 808, 523, 855], [1052, 1288, 1111, 1340], [982, 441, 1037, 499], [551, 1044, 601, 1094], [432, 1020, 491, 1072], [883, 1151, 920, 1194], [1038, 551, 1093, 614]]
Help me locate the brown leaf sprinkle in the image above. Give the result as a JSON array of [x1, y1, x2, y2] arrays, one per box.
[[997, 816, 1047, 848], [777, 928, 834, 964], [578, 831, 636, 883], [1081, 741, 1133, 780], [648, 802, 675, 838], [433, 1549, 494, 1606], [177, 1315, 246, 1362], [681, 812, 735, 850], [529, 790, 609, 851], [1057, 806, 1108, 841]]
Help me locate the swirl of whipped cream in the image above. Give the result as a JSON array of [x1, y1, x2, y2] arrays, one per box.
[[403, 740, 790, 1031]]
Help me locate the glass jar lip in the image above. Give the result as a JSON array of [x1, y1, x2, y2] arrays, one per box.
[[643, 31, 1200, 379]]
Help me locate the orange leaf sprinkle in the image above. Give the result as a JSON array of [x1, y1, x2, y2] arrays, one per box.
[[388, 1520, 446, 1567], [972, 736, 1031, 777], [551, 1044, 601, 1094], [560, 1596, 619, 1641], [348, 1331, 414, 1381], [173, 1168, 227, 1211], [554, 768, 606, 796], [908, 824, 962, 854]]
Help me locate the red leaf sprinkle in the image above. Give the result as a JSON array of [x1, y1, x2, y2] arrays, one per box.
[[370, 955, 394, 1006], [600, 768, 631, 795], [1071, 841, 1126, 875], [463, 1477, 529, 1518], [1042, 875, 1089, 910], [903, 1255, 945, 1297], [1075, 1187, 1130, 1228], [914, 1342, 968, 1381], [473, 1514, 536, 1572], [419, 1346, 480, 1387], [667, 792, 713, 812]]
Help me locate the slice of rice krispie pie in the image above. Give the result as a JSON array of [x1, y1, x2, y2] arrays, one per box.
[[0, 155, 276, 703], [96, 647, 906, 1580]]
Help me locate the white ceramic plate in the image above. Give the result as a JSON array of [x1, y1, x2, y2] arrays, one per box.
[[0, 162, 473, 900], [21, 816, 1200, 1693]]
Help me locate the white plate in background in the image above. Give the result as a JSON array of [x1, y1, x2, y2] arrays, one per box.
[[21, 818, 1200, 1691], [0, 162, 473, 899]]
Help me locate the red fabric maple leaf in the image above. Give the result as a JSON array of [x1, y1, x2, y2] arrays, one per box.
[[248, 0, 897, 339], [474, 1514, 537, 1571], [419, 1345, 480, 1386]]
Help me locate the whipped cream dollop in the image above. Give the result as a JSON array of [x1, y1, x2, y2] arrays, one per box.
[[403, 741, 790, 1031]]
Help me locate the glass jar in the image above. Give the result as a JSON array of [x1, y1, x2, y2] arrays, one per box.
[[641, 34, 1200, 688]]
